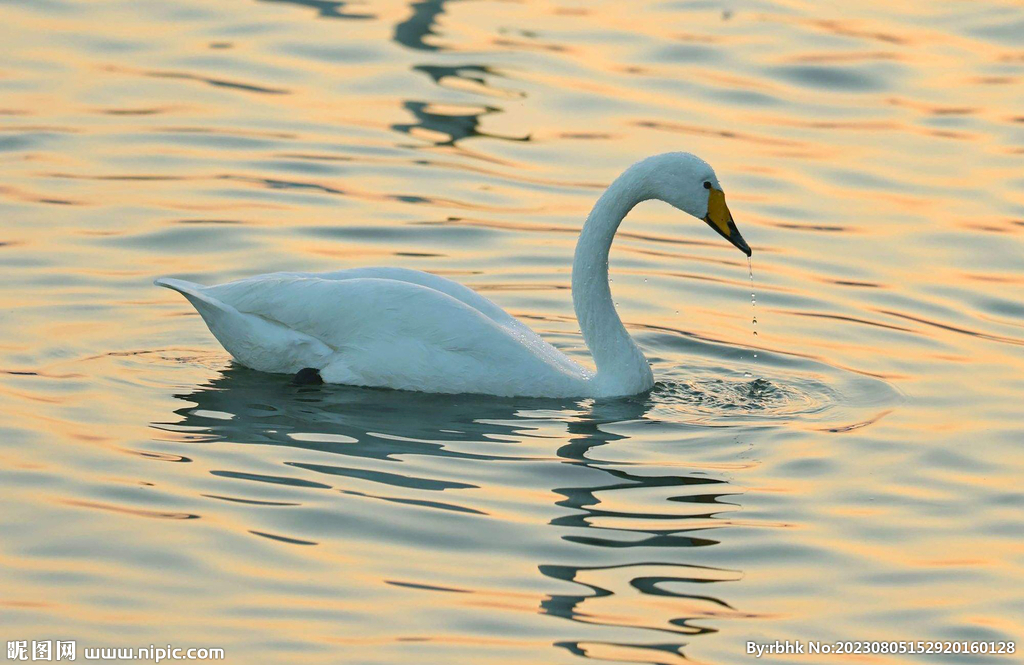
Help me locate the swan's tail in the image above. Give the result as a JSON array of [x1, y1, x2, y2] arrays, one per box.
[[155, 276, 243, 346], [154, 276, 333, 374], [154, 276, 195, 292], [154, 276, 234, 324], [155, 276, 208, 301]]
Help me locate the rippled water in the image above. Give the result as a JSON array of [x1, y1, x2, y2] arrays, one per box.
[[1, 0, 1022, 663]]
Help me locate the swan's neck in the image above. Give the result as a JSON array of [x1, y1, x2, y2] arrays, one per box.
[[572, 166, 655, 396]]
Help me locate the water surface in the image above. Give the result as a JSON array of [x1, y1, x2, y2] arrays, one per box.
[[1, 0, 1022, 663]]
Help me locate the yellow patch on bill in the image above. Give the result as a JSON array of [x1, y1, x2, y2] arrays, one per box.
[[706, 188, 732, 237]]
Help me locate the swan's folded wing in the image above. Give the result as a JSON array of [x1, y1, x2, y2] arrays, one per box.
[[305, 268, 586, 376], [201, 275, 585, 392], [225, 267, 530, 334], [211, 276, 481, 347], [317, 267, 526, 330]]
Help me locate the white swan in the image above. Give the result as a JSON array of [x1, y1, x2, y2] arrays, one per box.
[[156, 152, 751, 398]]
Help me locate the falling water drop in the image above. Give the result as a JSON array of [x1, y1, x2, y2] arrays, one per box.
[[748, 256, 758, 377]]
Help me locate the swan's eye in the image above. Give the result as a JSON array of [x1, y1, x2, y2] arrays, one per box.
[[703, 181, 712, 190]]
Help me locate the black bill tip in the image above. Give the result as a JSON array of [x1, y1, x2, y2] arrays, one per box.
[[731, 227, 752, 257], [704, 215, 752, 257]]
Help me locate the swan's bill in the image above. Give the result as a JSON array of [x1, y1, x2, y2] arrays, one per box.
[[703, 188, 751, 256]]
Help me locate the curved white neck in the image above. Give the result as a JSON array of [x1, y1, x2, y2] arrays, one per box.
[[571, 165, 655, 396]]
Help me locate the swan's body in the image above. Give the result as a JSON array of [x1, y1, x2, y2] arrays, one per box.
[[156, 267, 598, 397], [156, 153, 751, 398]]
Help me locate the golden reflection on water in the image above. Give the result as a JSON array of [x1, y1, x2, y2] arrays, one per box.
[[1, 0, 1023, 663]]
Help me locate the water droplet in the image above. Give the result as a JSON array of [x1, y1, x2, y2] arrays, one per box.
[[748, 259, 759, 369]]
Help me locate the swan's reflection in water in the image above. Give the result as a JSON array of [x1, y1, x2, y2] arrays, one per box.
[[546, 400, 744, 661], [159, 365, 574, 462], [158, 365, 742, 662]]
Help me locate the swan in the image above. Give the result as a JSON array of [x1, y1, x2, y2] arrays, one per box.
[[155, 152, 751, 398]]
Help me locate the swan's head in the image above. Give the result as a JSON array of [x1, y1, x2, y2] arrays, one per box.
[[641, 152, 751, 256]]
